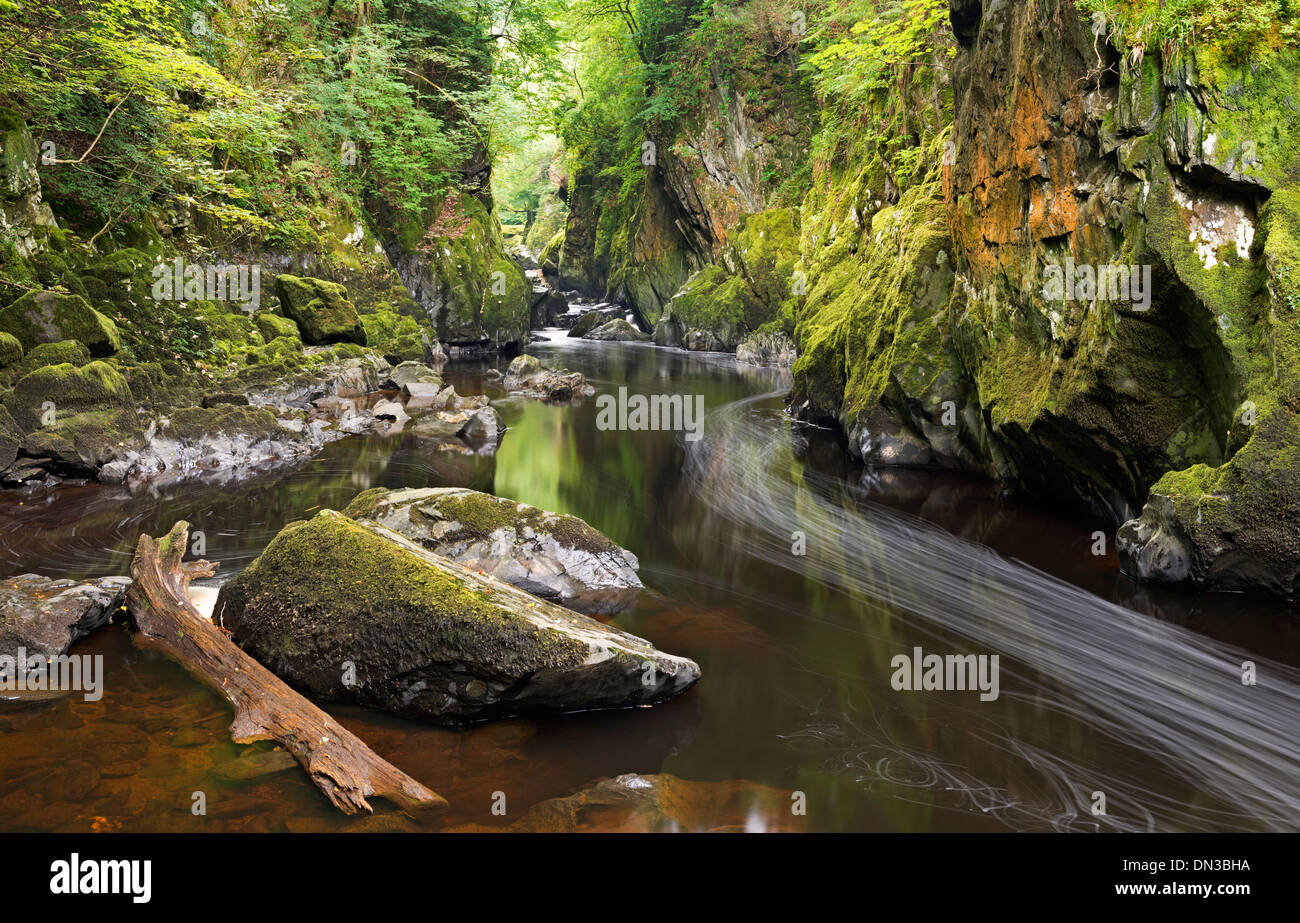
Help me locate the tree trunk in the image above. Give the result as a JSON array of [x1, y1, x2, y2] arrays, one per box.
[[126, 520, 446, 817]]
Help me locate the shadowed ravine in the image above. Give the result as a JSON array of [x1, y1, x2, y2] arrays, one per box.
[[683, 389, 1300, 832]]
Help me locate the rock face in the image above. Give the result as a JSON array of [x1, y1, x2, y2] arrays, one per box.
[[0, 574, 130, 658], [774, 1, 1300, 594], [585, 318, 649, 342], [652, 208, 801, 352], [382, 192, 531, 351], [274, 274, 367, 346], [342, 487, 643, 614], [0, 111, 58, 258], [214, 510, 699, 723], [501, 354, 594, 402]]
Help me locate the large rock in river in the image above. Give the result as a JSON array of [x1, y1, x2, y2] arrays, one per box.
[[343, 486, 642, 614], [585, 318, 649, 342], [214, 511, 698, 723], [502, 354, 594, 402]]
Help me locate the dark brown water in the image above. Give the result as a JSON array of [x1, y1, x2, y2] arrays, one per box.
[[2, 331, 1298, 832]]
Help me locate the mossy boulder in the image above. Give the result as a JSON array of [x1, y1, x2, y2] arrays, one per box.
[[0, 332, 21, 368], [3, 360, 141, 474], [0, 290, 121, 356], [360, 308, 426, 363], [343, 487, 641, 614], [24, 339, 90, 369], [5, 360, 134, 432], [273, 274, 366, 346], [254, 312, 300, 342], [214, 510, 699, 723]]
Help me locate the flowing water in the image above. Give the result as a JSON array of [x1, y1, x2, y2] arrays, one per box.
[[2, 326, 1299, 832]]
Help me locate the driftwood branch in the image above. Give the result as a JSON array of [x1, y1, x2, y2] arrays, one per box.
[[126, 521, 446, 817]]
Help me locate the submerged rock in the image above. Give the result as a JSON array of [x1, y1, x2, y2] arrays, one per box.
[[343, 486, 643, 614], [447, 773, 805, 833], [1116, 495, 1193, 586], [214, 511, 698, 723], [585, 318, 649, 342], [0, 574, 130, 658], [502, 354, 594, 402]]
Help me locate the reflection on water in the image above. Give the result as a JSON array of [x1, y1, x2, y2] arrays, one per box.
[[1, 333, 1297, 832]]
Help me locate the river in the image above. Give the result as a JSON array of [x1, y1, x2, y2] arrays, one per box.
[[2, 327, 1298, 832]]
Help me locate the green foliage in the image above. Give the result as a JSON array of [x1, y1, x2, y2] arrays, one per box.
[[803, 0, 952, 175], [1077, 0, 1300, 65]]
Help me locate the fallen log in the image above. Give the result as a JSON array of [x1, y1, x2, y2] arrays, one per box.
[[126, 520, 446, 816]]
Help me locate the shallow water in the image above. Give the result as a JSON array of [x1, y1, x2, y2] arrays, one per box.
[[2, 330, 1298, 832]]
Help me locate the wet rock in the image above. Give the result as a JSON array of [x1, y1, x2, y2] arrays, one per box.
[[0, 574, 130, 658], [343, 486, 643, 614], [410, 410, 471, 439], [383, 360, 442, 391], [566, 309, 604, 338], [736, 330, 797, 367], [402, 381, 445, 409], [371, 399, 409, 426], [585, 318, 649, 342], [105, 404, 331, 485], [461, 405, 502, 445], [502, 354, 594, 402], [682, 328, 726, 351], [214, 510, 698, 723], [531, 289, 568, 327], [1116, 495, 1194, 586]]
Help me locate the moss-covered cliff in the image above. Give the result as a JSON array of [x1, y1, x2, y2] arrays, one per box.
[[554, 0, 1300, 596]]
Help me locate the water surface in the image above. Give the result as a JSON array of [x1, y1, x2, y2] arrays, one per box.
[[2, 331, 1298, 832]]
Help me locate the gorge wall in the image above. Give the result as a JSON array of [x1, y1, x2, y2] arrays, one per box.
[[559, 0, 1300, 597]]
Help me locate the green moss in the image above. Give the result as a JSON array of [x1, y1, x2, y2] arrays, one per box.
[[0, 290, 121, 357], [254, 312, 300, 342], [0, 332, 22, 368], [218, 511, 589, 672], [165, 404, 286, 443], [273, 274, 366, 346], [4, 360, 135, 432], [360, 308, 426, 362], [24, 339, 91, 369]]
